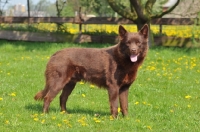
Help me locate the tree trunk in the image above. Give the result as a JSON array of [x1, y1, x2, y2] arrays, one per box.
[[136, 21, 154, 47]]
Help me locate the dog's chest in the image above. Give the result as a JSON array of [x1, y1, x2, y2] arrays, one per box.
[[120, 64, 138, 85], [122, 72, 136, 84]]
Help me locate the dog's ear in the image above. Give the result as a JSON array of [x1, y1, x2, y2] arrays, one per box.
[[119, 25, 127, 40], [139, 24, 148, 39]]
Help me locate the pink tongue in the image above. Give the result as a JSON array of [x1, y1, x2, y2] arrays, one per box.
[[130, 55, 138, 62]]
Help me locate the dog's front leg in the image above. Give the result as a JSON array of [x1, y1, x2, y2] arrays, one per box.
[[119, 85, 130, 116], [108, 87, 119, 118]]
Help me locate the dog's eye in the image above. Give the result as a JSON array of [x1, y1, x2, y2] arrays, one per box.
[[126, 41, 131, 44], [135, 40, 141, 44]]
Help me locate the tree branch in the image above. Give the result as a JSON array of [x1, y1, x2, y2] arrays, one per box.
[[129, 0, 146, 20], [152, 0, 180, 18], [145, 0, 156, 15], [107, 0, 137, 21]]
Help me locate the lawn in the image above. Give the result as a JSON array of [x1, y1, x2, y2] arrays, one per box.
[[0, 40, 200, 131]]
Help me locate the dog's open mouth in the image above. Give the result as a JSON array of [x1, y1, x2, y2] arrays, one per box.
[[130, 54, 139, 62]]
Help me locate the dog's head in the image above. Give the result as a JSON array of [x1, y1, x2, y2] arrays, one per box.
[[118, 24, 148, 62]]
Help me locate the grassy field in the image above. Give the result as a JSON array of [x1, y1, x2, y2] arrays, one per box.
[[0, 40, 200, 131]]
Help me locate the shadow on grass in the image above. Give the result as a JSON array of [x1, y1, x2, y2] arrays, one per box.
[[25, 103, 56, 113], [25, 103, 109, 116], [67, 107, 109, 116]]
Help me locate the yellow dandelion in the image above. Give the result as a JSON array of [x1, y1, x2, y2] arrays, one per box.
[[52, 116, 56, 120], [118, 107, 121, 112], [0, 98, 3, 101], [82, 94, 86, 97], [57, 123, 62, 127], [187, 105, 191, 108], [109, 116, 114, 121], [79, 81, 84, 85], [95, 120, 101, 123], [81, 123, 87, 126], [68, 124, 72, 128], [93, 117, 101, 123], [147, 103, 151, 106], [134, 101, 139, 105], [147, 125, 152, 130], [60, 111, 66, 114], [185, 95, 191, 99], [150, 66, 156, 71], [5, 120, 10, 124], [78, 116, 88, 126], [41, 119, 45, 124], [9, 92, 16, 97], [90, 84, 95, 88], [136, 119, 140, 123], [34, 118, 39, 121], [33, 114, 38, 118], [63, 119, 69, 123], [142, 102, 146, 105], [65, 121, 73, 128]]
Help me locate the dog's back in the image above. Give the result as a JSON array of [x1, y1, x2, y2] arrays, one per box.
[[46, 46, 117, 88], [34, 24, 149, 117]]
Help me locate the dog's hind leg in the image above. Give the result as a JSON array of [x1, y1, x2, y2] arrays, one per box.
[[60, 81, 76, 112], [43, 77, 67, 113]]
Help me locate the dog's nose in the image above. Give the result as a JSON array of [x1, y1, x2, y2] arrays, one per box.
[[131, 48, 137, 53]]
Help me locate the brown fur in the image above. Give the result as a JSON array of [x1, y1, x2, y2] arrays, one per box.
[[34, 24, 149, 118]]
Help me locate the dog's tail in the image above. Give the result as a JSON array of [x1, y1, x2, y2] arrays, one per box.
[[34, 85, 49, 101]]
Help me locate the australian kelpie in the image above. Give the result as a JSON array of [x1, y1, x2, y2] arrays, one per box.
[[34, 24, 149, 118]]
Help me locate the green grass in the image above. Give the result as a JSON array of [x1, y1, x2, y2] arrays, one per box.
[[0, 40, 200, 131]]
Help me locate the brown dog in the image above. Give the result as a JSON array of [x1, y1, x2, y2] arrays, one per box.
[[34, 24, 148, 118]]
